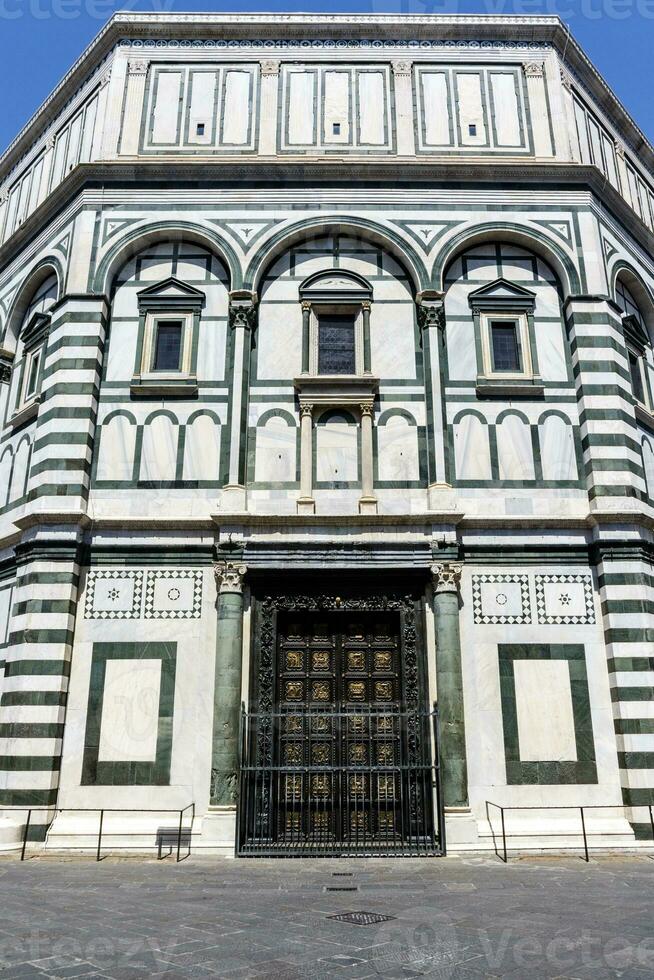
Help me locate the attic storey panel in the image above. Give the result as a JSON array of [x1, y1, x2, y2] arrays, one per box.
[[415, 64, 530, 154], [141, 63, 259, 153]]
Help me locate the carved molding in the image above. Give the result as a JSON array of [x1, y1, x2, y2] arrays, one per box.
[[560, 67, 573, 92], [523, 61, 544, 79], [128, 59, 148, 75], [431, 562, 463, 595], [359, 401, 374, 417], [214, 561, 247, 594], [392, 60, 412, 77], [228, 291, 258, 331], [261, 59, 281, 76], [299, 402, 314, 418], [417, 301, 445, 331]]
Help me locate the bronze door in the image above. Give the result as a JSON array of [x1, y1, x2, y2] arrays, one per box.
[[275, 610, 404, 843]]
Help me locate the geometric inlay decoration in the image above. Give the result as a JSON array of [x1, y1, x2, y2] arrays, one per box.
[[84, 570, 143, 620], [471, 574, 531, 625], [535, 574, 595, 625], [143, 569, 203, 619]]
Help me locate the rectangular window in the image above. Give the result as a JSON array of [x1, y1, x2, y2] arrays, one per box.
[[490, 320, 522, 373], [628, 347, 647, 406], [152, 320, 183, 372], [318, 313, 356, 374], [24, 349, 41, 398]]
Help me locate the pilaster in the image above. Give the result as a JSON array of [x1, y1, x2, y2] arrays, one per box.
[[259, 60, 280, 156], [392, 61, 416, 157], [119, 59, 148, 156], [523, 62, 553, 158]]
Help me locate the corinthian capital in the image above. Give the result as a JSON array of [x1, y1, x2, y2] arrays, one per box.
[[431, 562, 463, 595], [214, 561, 247, 595]]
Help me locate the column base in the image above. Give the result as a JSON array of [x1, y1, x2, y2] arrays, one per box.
[[358, 496, 378, 515], [221, 484, 247, 512], [198, 805, 236, 855], [444, 806, 479, 850], [297, 496, 315, 514]]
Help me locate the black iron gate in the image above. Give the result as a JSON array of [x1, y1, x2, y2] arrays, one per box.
[[237, 705, 445, 857]]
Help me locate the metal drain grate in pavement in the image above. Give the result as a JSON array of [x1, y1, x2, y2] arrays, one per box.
[[325, 886, 358, 892], [328, 911, 396, 926]]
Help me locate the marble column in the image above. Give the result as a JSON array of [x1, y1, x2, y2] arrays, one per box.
[[301, 300, 311, 374], [223, 290, 257, 511], [362, 300, 372, 375], [297, 402, 315, 514], [417, 292, 453, 509], [210, 561, 247, 806], [431, 561, 468, 808], [359, 401, 377, 514]]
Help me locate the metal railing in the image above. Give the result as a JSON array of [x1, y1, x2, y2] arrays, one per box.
[[19, 804, 195, 862], [486, 802, 654, 862], [238, 705, 445, 858]]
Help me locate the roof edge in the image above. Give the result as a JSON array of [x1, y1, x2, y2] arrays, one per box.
[[0, 13, 651, 186]]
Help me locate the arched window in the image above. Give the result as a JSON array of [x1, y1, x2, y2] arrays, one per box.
[[615, 276, 652, 411], [298, 270, 373, 377], [11, 273, 58, 423]]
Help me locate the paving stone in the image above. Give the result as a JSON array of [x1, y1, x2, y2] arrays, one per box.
[[0, 855, 653, 979]]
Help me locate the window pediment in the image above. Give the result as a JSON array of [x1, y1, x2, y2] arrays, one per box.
[[299, 269, 373, 304], [622, 313, 649, 348], [468, 278, 536, 313], [137, 276, 206, 312], [21, 311, 50, 348]]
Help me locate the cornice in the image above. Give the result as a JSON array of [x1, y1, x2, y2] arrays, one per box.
[[1, 159, 653, 283], [0, 14, 652, 193]]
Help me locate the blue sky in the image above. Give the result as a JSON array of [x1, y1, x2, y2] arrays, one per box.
[[0, 0, 652, 155]]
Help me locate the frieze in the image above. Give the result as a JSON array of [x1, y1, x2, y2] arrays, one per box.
[[118, 37, 551, 52]]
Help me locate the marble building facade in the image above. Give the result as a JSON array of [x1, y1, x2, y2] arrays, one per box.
[[0, 12, 652, 853]]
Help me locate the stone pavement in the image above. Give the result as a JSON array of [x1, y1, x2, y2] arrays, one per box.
[[0, 853, 653, 979]]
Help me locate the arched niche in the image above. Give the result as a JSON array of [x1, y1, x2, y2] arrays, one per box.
[[453, 411, 491, 481], [539, 412, 578, 482], [254, 410, 297, 484], [496, 411, 535, 481], [95, 411, 137, 483], [183, 411, 221, 482], [139, 412, 179, 483], [376, 410, 420, 483]]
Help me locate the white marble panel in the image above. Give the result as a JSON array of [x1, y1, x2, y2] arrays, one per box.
[[536, 322, 568, 381], [9, 439, 30, 503], [183, 415, 220, 481], [98, 659, 161, 762], [446, 320, 477, 380], [256, 304, 302, 379], [642, 437, 654, 499], [140, 416, 178, 482], [316, 415, 358, 483], [92, 576, 138, 615], [358, 71, 385, 144], [514, 659, 577, 762], [421, 72, 451, 146], [490, 72, 520, 146], [97, 415, 136, 482], [187, 70, 216, 145], [151, 71, 183, 144], [456, 73, 486, 146], [255, 417, 297, 483], [323, 70, 350, 144], [479, 580, 524, 619], [222, 71, 251, 145], [454, 415, 491, 480], [370, 304, 415, 379], [377, 417, 420, 482], [288, 71, 315, 144], [540, 415, 577, 481], [497, 415, 535, 481]]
